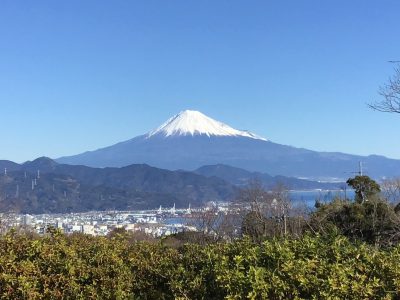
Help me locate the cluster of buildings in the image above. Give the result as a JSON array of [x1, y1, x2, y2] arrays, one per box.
[[0, 206, 199, 237]]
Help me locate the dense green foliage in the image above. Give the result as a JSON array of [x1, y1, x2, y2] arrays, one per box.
[[0, 229, 399, 299], [346, 175, 381, 203], [309, 177, 400, 247], [310, 197, 400, 246]]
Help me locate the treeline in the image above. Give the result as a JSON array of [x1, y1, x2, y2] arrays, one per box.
[[0, 229, 399, 299], [238, 176, 400, 248]]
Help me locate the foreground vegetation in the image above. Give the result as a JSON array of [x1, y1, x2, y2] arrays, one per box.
[[0, 229, 399, 299]]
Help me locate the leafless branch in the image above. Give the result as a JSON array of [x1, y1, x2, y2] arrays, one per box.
[[369, 66, 400, 114]]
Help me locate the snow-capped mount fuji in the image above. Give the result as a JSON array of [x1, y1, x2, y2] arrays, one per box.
[[147, 110, 267, 140], [57, 110, 400, 180]]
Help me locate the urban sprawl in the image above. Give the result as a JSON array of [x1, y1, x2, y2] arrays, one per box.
[[0, 203, 230, 237]]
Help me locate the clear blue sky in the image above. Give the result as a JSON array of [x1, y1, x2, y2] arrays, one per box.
[[1, 0, 400, 163]]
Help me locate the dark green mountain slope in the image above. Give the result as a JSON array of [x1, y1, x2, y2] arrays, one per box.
[[0, 158, 237, 214]]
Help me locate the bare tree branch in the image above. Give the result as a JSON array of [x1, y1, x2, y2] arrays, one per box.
[[381, 178, 400, 204], [369, 66, 400, 114]]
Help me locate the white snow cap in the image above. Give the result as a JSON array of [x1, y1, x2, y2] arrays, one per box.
[[147, 110, 267, 140]]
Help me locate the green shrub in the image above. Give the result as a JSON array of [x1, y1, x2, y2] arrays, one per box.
[[0, 230, 399, 299]]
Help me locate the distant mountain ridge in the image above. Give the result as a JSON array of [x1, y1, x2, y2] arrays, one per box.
[[0, 157, 348, 214], [0, 160, 21, 172], [57, 110, 400, 180], [0, 157, 237, 214]]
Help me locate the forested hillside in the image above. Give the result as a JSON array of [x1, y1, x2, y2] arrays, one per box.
[[0, 158, 236, 213]]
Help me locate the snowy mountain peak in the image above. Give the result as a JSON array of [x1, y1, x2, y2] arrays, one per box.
[[147, 110, 267, 140]]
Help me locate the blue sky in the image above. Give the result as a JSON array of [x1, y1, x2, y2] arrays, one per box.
[[1, 0, 400, 163]]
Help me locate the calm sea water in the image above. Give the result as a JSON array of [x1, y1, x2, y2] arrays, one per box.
[[289, 189, 355, 208]]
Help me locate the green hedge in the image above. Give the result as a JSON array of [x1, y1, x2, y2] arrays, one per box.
[[0, 230, 399, 299]]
